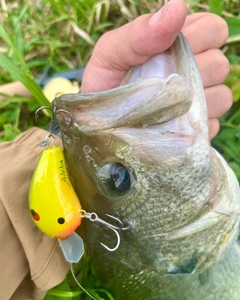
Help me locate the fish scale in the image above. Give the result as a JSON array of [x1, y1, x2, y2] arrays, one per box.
[[125, 162, 212, 231], [56, 33, 240, 299]]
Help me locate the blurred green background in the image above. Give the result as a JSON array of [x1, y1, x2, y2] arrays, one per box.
[[0, 0, 240, 299]]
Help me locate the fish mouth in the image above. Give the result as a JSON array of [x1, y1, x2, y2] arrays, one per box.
[[55, 33, 207, 136], [120, 48, 175, 86]]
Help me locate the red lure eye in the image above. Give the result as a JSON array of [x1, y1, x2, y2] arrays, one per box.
[[31, 209, 40, 221]]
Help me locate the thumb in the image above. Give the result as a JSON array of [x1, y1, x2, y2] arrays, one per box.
[[82, 0, 187, 93]]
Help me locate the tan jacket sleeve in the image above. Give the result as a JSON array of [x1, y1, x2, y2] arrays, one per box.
[[0, 128, 69, 300]]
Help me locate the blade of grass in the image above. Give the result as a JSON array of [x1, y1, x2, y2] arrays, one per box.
[[46, 288, 82, 297], [2, 123, 21, 141], [11, 5, 29, 57], [0, 24, 49, 106], [0, 54, 49, 106]]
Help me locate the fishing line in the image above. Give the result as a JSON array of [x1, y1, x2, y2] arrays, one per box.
[[221, 45, 229, 54], [70, 262, 98, 300]]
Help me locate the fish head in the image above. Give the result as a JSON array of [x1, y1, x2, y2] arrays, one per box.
[[55, 33, 208, 221], [55, 33, 240, 275]]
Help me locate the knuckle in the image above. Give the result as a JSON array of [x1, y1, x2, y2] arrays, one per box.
[[208, 50, 230, 85], [209, 118, 220, 139], [208, 14, 229, 46], [217, 52, 230, 80], [95, 31, 112, 49], [221, 85, 233, 111]]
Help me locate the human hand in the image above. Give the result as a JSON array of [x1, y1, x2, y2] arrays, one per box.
[[81, 0, 231, 139]]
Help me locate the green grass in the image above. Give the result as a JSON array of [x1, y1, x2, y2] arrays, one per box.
[[0, 0, 240, 299]]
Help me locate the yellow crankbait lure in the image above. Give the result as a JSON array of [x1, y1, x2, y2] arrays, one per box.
[[29, 144, 82, 239]]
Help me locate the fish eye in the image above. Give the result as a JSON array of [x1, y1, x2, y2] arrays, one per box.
[[98, 163, 135, 196]]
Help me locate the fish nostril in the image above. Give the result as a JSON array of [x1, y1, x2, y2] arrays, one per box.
[[58, 217, 65, 224]]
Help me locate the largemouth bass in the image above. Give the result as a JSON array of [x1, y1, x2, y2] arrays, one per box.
[[55, 33, 240, 300]]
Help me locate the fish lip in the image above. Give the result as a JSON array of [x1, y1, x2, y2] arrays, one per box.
[[55, 33, 194, 130], [56, 74, 192, 133]]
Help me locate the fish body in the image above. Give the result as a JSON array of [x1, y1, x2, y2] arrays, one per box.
[[55, 33, 240, 299]]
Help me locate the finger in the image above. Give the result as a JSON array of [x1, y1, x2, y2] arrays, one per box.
[[209, 118, 220, 139], [205, 85, 233, 119], [183, 12, 209, 27], [123, 0, 187, 57], [195, 49, 230, 88], [82, 0, 187, 93], [182, 13, 228, 54]]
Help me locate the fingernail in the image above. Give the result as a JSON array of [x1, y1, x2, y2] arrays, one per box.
[[150, 0, 173, 25]]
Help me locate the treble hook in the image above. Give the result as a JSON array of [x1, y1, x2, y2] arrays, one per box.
[[82, 211, 123, 252], [35, 103, 74, 146], [35, 103, 57, 145], [55, 109, 74, 126]]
